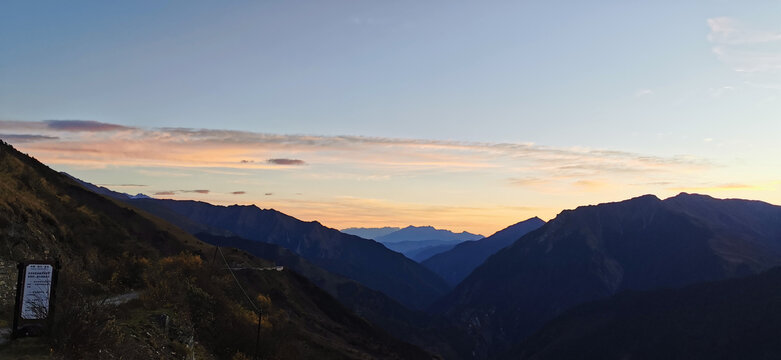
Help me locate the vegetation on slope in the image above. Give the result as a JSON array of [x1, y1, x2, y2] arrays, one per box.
[[512, 266, 781, 360], [0, 140, 430, 359]]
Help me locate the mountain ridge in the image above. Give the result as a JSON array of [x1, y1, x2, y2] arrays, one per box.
[[341, 227, 401, 240], [423, 217, 545, 286], [124, 198, 451, 310], [69, 178, 451, 310], [376, 225, 483, 244], [70, 174, 466, 358], [435, 193, 781, 358]]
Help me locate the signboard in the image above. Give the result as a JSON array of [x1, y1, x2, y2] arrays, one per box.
[[21, 263, 53, 319], [12, 261, 59, 338]]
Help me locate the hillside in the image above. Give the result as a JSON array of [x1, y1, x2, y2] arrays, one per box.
[[194, 232, 472, 359], [120, 198, 451, 310], [423, 217, 545, 286], [0, 139, 431, 359], [75, 180, 473, 357], [435, 194, 781, 358], [511, 266, 781, 359]]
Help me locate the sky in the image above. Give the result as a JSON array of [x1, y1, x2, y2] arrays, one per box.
[[1, 1, 780, 235]]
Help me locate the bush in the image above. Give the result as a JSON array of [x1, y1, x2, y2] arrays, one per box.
[[49, 268, 145, 359]]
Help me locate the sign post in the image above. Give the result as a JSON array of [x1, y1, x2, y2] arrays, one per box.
[[12, 261, 59, 338]]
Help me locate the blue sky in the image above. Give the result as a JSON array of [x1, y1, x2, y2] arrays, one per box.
[[1, 1, 779, 234]]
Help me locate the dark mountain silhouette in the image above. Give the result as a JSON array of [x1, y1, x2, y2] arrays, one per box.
[[664, 193, 781, 273], [0, 140, 431, 359], [511, 266, 781, 360], [435, 194, 781, 358], [70, 177, 234, 237], [423, 217, 545, 286], [341, 227, 401, 239], [108, 198, 450, 310]]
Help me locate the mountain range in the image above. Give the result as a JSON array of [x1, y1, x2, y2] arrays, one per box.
[[376, 225, 484, 244], [423, 217, 545, 286], [435, 194, 781, 358], [371, 225, 485, 262], [114, 198, 451, 311], [341, 227, 401, 239], [6, 137, 781, 359], [74, 176, 471, 358], [73, 179, 450, 310]]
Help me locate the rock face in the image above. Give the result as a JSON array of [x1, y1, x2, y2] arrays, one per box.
[[436, 194, 781, 358], [423, 217, 545, 286]]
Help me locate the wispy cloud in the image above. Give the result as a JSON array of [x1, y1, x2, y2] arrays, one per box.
[[267, 158, 306, 166], [0, 121, 709, 190], [572, 180, 609, 190], [0, 134, 59, 143], [508, 177, 550, 187], [97, 183, 147, 187], [184, 189, 210, 194], [635, 89, 654, 97], [670, 181, 781, 193], [708, 17, 781, 73], [0, 120, 131, 133], [707, 17, 781, 45], [153, 189, 210, 196], [708, 86, 736, 97], [44, 120, 132, 132], [711, 46, 781, 73]]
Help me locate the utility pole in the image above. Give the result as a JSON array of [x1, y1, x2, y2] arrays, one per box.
[[254, 310, 262, 360]]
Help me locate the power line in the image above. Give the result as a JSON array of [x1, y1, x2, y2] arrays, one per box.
[[215, 246, 264, 360], [216, 246, 260, 314]]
